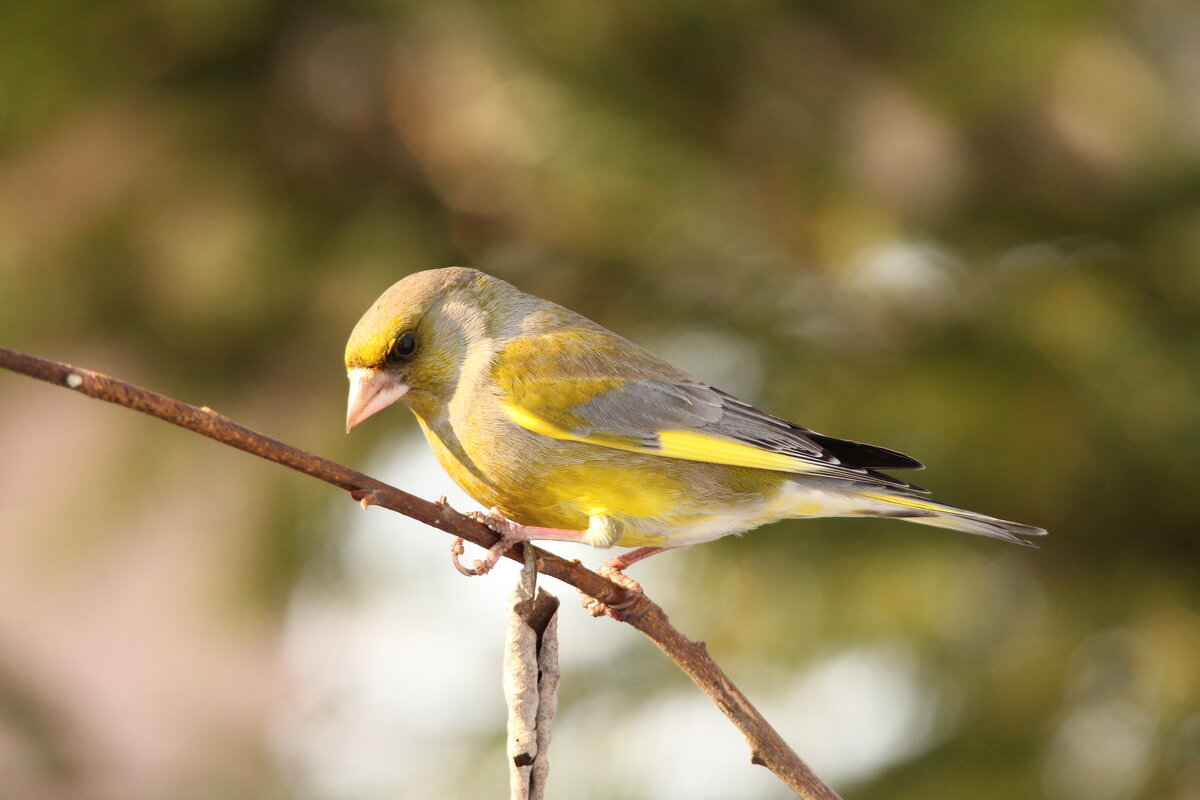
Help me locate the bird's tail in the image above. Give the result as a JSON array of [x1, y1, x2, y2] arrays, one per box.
[[857, 489, 1048, 547]]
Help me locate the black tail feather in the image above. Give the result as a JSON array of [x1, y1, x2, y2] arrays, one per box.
[[806, 432, 924, 471]]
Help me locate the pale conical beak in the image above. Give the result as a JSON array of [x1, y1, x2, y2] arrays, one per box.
[[346, 368, 410, 432]]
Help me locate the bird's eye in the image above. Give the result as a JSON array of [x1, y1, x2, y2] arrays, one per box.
[[387, 332, 417, 364]]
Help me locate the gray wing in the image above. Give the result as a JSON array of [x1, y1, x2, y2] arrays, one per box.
[[567, 380, 927, 490]]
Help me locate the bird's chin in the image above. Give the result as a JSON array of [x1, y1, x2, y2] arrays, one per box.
[[346, 368, 410, 432]]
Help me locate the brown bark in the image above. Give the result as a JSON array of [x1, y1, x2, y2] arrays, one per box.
[[0, 347, 841, 800]]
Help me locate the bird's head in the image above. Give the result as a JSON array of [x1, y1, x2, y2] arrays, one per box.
[[344, 267, 502, 431]]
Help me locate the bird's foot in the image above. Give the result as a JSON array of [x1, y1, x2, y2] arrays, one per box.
[[581, 561, 646, 618], [460, 507, 525, 576], [580, 547, 665, 618]]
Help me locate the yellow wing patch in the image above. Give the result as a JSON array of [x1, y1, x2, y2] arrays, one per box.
[[861, 492, 949, 515], [502, 402, 573, 441], [656, 431, 820, 472], [502, 402, 821, 474]]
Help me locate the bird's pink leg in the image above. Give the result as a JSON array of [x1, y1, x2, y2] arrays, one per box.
[[584, 546, 666, 617], [458, 508, 669, 619], [459, 507, 586, 576], [598, 547, 665, 589]]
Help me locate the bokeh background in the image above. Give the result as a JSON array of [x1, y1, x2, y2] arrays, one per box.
[[2, 1, 1199, 798]]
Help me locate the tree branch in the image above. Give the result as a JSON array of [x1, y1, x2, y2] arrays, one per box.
[[0, 346, 841, 800]]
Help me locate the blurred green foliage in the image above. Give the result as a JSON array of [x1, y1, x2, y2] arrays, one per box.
[[1, 0, 1198, 798]]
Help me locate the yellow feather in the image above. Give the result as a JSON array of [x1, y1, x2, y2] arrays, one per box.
[[657, 430, 819, 472], [860, 492, 947, 514], [502, 402, 572, 441], [501, 401, 819, 473]]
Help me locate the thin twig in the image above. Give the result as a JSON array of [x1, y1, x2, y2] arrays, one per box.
[[0, 346, 841, 800]]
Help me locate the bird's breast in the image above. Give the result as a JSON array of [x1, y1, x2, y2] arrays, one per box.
[[416, 402, 693, 529]]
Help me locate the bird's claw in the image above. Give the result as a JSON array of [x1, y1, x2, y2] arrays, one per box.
[[599, 565, 645, 596], [456, 507, 523, 576], [582, 567, 644, 618], [581, 592, 641, 619], [450, 537, 480, 576]]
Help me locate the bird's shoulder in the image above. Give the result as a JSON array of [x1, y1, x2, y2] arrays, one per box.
[[490, 317, 691, 411]]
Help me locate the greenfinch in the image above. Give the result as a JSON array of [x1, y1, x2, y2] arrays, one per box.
[[345, 267, 1045, 586]]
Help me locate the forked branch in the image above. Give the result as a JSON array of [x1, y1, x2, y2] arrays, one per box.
[[0, 346, 841, 800]]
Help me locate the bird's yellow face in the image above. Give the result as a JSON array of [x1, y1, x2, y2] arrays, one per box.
[[344, 268, 488, 431], [344, 313, 421, 432]]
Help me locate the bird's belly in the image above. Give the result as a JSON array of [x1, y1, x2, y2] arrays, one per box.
[[611, 478, 859, 548], [506, 459, 689, 536]]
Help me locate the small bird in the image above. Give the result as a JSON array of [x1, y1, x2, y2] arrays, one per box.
[[345, 268, 1045, 602]]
